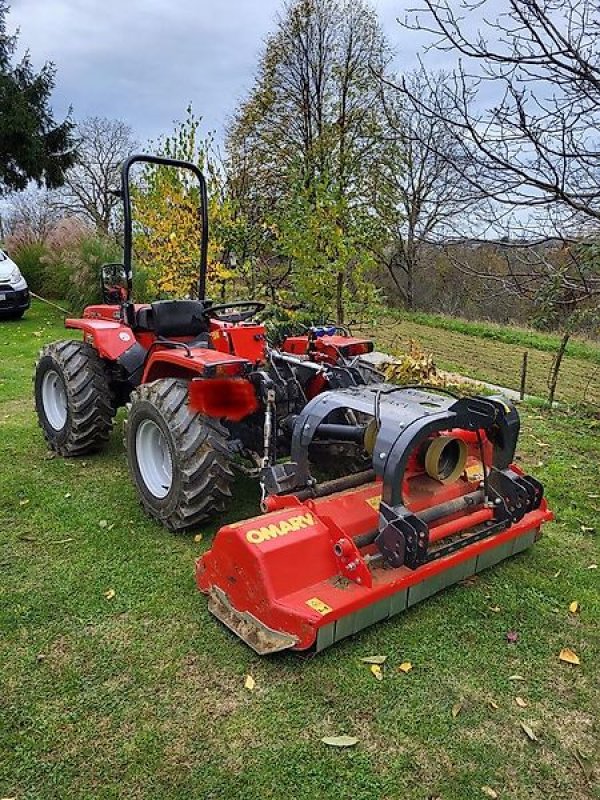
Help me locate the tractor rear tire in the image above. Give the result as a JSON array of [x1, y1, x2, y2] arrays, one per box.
[[34, 340, 116, 456], [125, 378, 235, 532]]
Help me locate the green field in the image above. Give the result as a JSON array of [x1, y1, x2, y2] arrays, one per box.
[[367, 314, 600, 407], [1, 302, 599, 800]]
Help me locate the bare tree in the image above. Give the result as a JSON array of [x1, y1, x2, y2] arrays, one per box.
[[2, 186, 62, 245], [57, 116, 137, 234], [374, 69, 479, 308], [395, 0, 600, 315], [403, 0, 600, 222]]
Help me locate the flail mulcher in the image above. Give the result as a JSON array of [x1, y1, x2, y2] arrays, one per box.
[[196, 385, 553, 654]]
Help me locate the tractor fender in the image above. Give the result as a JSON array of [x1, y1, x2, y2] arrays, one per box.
[[65, 318, 138, 361], [141, 347, 250, 384]]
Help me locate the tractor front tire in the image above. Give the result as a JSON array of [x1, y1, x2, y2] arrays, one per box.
[[126, 379, 235, 532], [34, 340, 116, 456]]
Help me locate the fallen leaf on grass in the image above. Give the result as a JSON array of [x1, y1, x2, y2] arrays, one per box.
[[515, 696, 528, 708], [508, 674, 525, 681], [569, 601, 580, 614], [19, 498, 29, 506], [321, 735, 358, 748], [103, 588, 116, 601], [398, 661, 413, 673], [520, 722, 538, 742], [370, 664, 383, 681], [36, 653, 46, 663], [99, 519, 108, 528], [360, 655, 386, 664], [481, 787, 498, 798], [64, 492, 72, 499], [488, 605, 501, 613], [452, 702, 463, 718], [559, 648, 580, 665], [488, 700, 499, 710], [193, 533, 203, 543], [244, 674, 256, 691], [531, 436, 550, 449]]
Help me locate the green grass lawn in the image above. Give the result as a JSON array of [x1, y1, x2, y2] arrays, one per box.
[[1, 301, 599, 800]]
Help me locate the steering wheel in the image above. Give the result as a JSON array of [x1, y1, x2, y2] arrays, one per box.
[[204, 300, 266, 323]]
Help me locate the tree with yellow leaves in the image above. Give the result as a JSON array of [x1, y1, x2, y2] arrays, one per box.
[[131, 106, 240, 299]]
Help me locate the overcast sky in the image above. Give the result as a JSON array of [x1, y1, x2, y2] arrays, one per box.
[[7, 0, 447, 145]]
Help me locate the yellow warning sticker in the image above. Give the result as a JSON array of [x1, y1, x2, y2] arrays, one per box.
[[366, 495, 380, 511], [465, 462, 484, 482], [306, 597, 333, 616]]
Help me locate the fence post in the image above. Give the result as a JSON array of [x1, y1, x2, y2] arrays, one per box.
[[547, 332, 570, 409], [520, 351, 528, 401]]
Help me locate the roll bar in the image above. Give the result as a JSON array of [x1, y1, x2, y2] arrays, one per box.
[[120, 154, 209, 301]]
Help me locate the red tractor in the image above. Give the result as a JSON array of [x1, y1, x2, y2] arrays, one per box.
[[34, 155, 376, 531]]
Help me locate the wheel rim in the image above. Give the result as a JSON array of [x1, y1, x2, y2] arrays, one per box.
[[41, 369, 68, 431], [135, 418, 173, 499]]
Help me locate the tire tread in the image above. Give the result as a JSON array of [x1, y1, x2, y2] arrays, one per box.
[[35, 340, 116, 456], [127, 379, 234, 532]]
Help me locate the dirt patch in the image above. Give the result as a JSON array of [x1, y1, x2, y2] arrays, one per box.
[[45, 633, 75, 670]]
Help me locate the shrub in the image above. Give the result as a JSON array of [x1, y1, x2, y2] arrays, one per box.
[[12, 242, 48, 293], [59, 234, 123, 312]]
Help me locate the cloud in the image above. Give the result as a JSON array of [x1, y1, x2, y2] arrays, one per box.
[[9, 0, 280, 140], [7, 0, 444, 143]]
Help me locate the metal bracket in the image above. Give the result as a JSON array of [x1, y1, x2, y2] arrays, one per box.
[[260, 462, 301, 496], [324, 514, 373, 588], [376, 502, 429, 569]]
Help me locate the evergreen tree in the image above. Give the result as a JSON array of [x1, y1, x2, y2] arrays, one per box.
[[0, 1, 76, 195]]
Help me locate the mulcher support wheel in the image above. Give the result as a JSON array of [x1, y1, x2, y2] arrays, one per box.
[[34, 340, 116, 456], [125, 378, 235, 532]]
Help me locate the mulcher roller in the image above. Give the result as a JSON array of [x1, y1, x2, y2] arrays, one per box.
[[196, 385, 553, 654]]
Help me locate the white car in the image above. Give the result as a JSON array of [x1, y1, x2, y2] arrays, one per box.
[[0, 250, 30, 319]]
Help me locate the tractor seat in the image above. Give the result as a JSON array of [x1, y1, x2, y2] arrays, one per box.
[[186, 332, 213, 349], [135, 300, 209, 338]]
